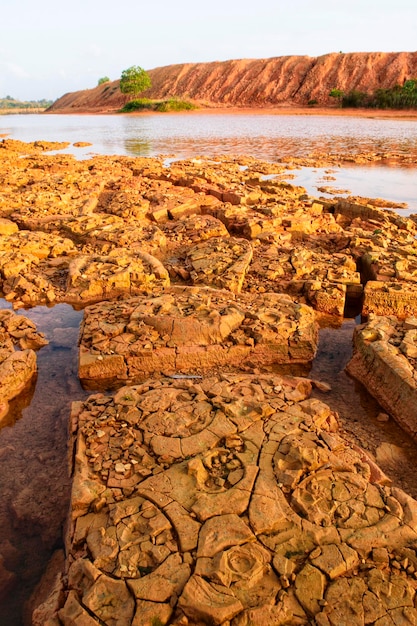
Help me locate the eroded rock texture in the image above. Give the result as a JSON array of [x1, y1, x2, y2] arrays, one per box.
[[347, 315, 417, 441], [78, 288, 317, 387], [56, 373, 417, 625], [0, 309, 47, 421], [1, 142, 416, 318]]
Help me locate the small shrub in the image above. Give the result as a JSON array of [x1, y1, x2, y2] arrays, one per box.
[[329, 88, 344, 105], [120, 98, 154, 112], [307, 99, 318, 106], [154, 98, 197, 112], [120, 98, 198, 113], [341, 90, 368, 108]]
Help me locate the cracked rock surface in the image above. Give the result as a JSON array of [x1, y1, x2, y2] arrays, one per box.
[[1, 140, 417, 625], [56, 373, 417, 626], [347, 315, 417, 443]]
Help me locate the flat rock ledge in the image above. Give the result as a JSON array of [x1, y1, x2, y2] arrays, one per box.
[[347, 315, 417, 441], [78, 287, 318, 388], [44, 372, 417, 626], [0, 308, 48, 421]]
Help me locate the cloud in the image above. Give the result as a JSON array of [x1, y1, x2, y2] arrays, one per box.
[[88, 44, 102, 58], [1, 61, 30, 78]]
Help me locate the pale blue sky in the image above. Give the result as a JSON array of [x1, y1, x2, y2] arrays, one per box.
[[2, 0, 416, 101]]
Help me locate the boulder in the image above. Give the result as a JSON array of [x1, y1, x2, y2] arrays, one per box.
[[347, 315, 417, 440]]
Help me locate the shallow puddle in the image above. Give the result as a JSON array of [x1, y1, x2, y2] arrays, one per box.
[[0, 303, 87, 626], [292, 164, 417, 215], [310, 318, 417, 499]]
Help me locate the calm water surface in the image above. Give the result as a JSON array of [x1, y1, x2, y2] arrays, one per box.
[[2, 112, 417, 159], [1, 112, 417, 212]]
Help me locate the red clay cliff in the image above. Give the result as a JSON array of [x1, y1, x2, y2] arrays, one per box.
[[48, 51, 417, 113]]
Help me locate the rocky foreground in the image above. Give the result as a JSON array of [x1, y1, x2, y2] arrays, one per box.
[[1, 139, 417, 624]]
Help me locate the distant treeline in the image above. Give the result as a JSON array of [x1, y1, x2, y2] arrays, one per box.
[[0, 95, 53, 109], [332, 79, 417, 109]]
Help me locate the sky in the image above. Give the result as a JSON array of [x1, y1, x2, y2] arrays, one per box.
[[2, 0, 417, 102]]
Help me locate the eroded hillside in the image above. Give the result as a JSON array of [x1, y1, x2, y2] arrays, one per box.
[[48, 51, 417, 112]]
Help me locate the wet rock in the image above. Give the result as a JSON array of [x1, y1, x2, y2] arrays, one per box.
[[347, 316, 417, 441], [1, 149, 416, 320], [0, 309, 47, 422]]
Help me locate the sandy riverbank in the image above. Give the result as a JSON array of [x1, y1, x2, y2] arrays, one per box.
[[46, 103, 417, 120]]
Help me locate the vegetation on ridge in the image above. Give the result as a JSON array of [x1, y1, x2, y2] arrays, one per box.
[[119, 65, 152, 98], [120, 98, 198, 113], [329, 79, 417, 109], [46, 53, 417, 112]]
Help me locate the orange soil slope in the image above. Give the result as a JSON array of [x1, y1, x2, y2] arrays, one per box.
[[48, 51, 417, 113]]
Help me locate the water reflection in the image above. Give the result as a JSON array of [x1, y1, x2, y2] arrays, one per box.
[[293, 164, 417, 215], [0, 377, 36, 431], [2, 112, 417, 212], [0, 303, 87, 626], [124, 138, 152, 156], [2, 112, 417, 161]]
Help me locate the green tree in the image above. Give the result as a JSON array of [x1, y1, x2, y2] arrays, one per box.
[[119, 65, 151, 98], [329, 88, 344, 107], [98, 76, 110, 85]]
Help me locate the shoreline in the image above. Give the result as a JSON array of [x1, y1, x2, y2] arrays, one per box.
[[45, 104, 417, 120]]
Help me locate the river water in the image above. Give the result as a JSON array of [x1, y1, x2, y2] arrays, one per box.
[[1, 112, 417, 213], [1, 112, 417, 624]]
